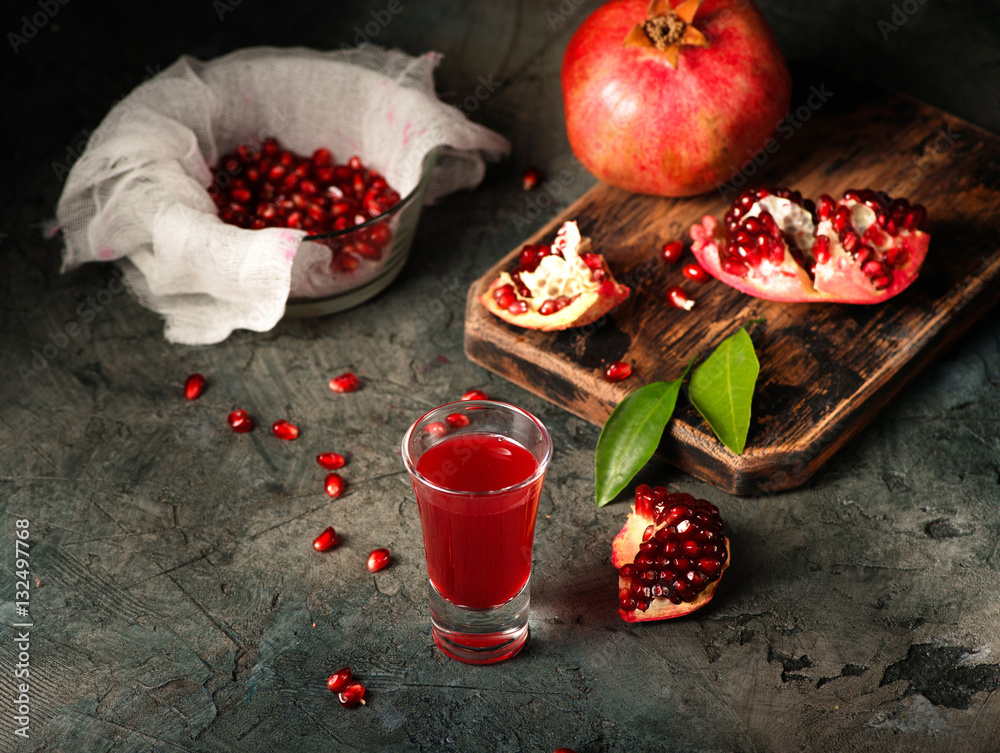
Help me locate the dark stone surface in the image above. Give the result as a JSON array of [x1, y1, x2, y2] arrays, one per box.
[[1, 1, 999, 751]]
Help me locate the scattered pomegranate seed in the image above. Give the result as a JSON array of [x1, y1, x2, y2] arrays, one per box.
[[553, 749, 578, 753], [184, 373, 206, 400], [522, 165, 543, 190], [667, 286, 695, 310], [603, 361, 632, 382], [338, 682, 367, 708], [324, 473, 345, 498], [271, 419, 299, 440], [327, 667, 353, 693], [366, 548, 391, 572], [425, 421, 448, 437], [313, 527, 339, 552], [316, 452, 346, 470], [682, 263, 710, 284], [329, 372, 360, 393], [446, 413, 470, 428], [460, 389, 489, 401], [661, 240, 684, 264], [227, 409, 253, 433]]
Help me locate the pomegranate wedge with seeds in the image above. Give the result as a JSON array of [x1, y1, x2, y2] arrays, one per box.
[[481, 221, 629, 331], [612, 485, 730, 622], [690, 187, 930, 304]]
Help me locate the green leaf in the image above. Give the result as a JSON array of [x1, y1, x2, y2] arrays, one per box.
[[594, 362, 692, 507], [688, 327, 759, 455]]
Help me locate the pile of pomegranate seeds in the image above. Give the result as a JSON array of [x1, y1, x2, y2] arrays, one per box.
[[312, 527, 339, 552], [603, 361, 632, 382], [184, 373, 206, 400], [208, 138, 401, 270], [366, 548, 391, 573], [329, 372, 360, 393]]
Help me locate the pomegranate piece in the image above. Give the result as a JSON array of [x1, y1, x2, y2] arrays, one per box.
[[682, 263, 710, 284], [603, 361, 632, 382], [460, 389, 489, 401], [324, 473, 345, 498], [660, 240, 684, 264], [338, 682, 367, 708], [366, 548, 391, 572], [480, 221, 629, 331], [666, 286, 694, 310], [522, 165, 543, 191], [329, 372, 360, 393], [227, 409, 253, 433], [690, 186, 930, 303], [316, 452, 346, 470], [313, 527, 339, 552], [612, 485, 730, 622], [326, 666, 353, 693], [184, 373, 206, 400], [271, 419, 299, 441], [446, 413, 470, 429]]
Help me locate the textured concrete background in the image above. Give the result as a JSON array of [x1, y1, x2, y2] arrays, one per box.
[[1, 1, 999, 751]]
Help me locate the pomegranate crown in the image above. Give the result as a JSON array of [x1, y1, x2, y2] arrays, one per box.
[[623, 0, 710, 69]]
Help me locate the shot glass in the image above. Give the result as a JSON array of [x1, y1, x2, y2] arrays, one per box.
[[401, 401, 552, 664]]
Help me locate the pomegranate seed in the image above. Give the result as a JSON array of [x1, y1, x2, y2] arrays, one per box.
[[313, 527, 339, 552], [603, 361, 632, 382], [461, 389, 488, 401], [507, 300, 528, 315], [425, 421, 448, 437], [333, 252, 359, 273], [367, 548, 391, 572], [312, 147, 334, 167], [184, 373, 206, 400], [326, 666, 353, 693], [271, 419, 299, 440], [666, 286, 695, 310], [554, 749, 579, 753], [661, 240, 684, 264], [682, 263, 710, 284], [446, 413, 470, 428], [316, 452, 346, 470], [329, 372, 360, 393], [324, 473, 345, 498], [227, 409, 253, 433], [522, 165, 543, 190], [338, 682, 367, 708]]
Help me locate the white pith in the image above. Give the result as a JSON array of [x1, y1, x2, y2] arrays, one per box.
[[504, 221, 599, 307]]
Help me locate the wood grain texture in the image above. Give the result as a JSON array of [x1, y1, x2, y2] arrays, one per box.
[[465, 83, 1000, 496]]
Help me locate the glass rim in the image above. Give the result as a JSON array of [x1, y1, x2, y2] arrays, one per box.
[[400, 400, 553, 497]]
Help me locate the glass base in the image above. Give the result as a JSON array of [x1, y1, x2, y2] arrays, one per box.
[[428, 579, 530, 664]]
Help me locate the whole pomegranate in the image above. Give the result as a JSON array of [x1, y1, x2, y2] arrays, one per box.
[[561, 0, 791, 197], [690, 186, 930, 303], [613, 485, 729, 622]]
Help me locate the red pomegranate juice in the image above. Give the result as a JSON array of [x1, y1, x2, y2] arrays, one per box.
[[414, 433, 542, 609]]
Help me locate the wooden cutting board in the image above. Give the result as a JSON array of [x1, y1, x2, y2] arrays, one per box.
[[464, 76, 1000, 496]]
